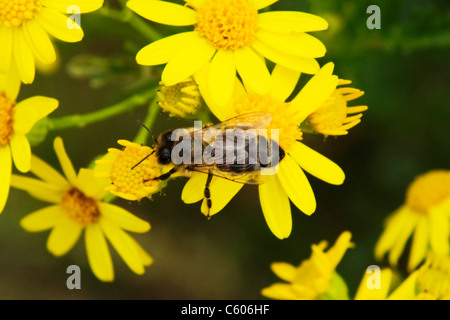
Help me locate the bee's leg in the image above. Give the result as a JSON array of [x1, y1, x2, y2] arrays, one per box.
[[146, 167, 177, 182], [204, 171, 213, 220]]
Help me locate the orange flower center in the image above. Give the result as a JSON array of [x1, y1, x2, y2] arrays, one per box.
[[107, 141, 161, 201], [406, 170, 450, 214], [0, 92, 14, 147], [62, 187, 100, 226], [195, 0, 258, 50], [233, 93, 303, 151], [0, 0, 43, 27]]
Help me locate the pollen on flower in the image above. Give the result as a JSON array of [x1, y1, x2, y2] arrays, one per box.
[[0, 92, 14, 147], [306, 79, 367, 136], [0, 0, 43, 27], [195, 0, 258, 50], [62, 187, 100, 226], [417, 254, 450, 299], [234, 93, 303, 150], [97, 140, 161, 201], [158, 78, 201, 118], [406, 170, 450, 214]]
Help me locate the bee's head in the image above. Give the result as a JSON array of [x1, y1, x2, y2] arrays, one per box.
[[156, 130, 174, 165]]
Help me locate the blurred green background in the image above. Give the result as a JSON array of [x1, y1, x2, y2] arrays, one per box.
[[1, 0, 449, 299]]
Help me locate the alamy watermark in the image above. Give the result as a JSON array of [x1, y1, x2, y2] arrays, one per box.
[[67, 5, 81, 30], [367, 5, 381, 29]]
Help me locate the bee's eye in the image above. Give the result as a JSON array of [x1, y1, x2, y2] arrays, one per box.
[[158, 148, 172, 165]]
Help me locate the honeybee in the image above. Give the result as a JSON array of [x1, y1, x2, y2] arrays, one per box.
[[138, 112, 285, 217]]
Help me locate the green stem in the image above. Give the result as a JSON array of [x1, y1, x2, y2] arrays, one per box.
[[48, 87, 158, 131], [134, 95, 161, 145]]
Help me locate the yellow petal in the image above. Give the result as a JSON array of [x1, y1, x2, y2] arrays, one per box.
[[257, 11, 328, 33], [162, 36, 216, 86], [0, 146, 12, 213], [258, 175, 292, 239], [47, 214, 83, 256], [30, 155, 69, 190], [290, 62, 338, 122], [249, 0, 279, 10], [75, 168, 106, 199], [209, 50, 236, 107], [182, 173, 207, 204], [354, 268, 392, 300], [99, 202, 150, 233], [44, 0, 104, 13], [252, 38, 319, 74], [277, 155, 316, 215], [375, 207, 408, 261], [0, 27, 13, 73], [269, 64, 301, 102], [22, 20, 56, 65], [20, 205, 63, 232], [136, 31, 199, 66], [200, 177, 244, 216], [13, 27, 35, 84], [127, 0, 197, 26], [36, 7, 83, 43], [13, 96, 59, 134], [256, 30, 326, 58], [10, 174, 63, 203], [388, 208, 419, 266], [9, 134, 31, 173], [261, 283, 301, 300], [429, 208, 450, 255], [234, 46, 270, 95], [85, 224, 114, 282], [53, 137, 77, 185], [408, 216, 429, 272], [100, 218, 145, 275], [288, 142, 345, 185], [270, 262, 297, 282], [128, 236, 153, 266], [388, 271, 419, 300], [184, 0, 206, 9], [0, 66, 20, 101], [193, 64, 238, 121]]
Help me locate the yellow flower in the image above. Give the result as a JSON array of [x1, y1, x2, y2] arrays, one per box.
[[375, 170, 450, 271], [0, 69, 58, 213], [157, 78, 201, 118], [182, 62, 343, 239], [355, 254, 450, 300], [127, 0, 328, 106], [0, 0, 104, 84], [305, 79, 368, 136], [95, 139, 162, 201], [10, 137, 153, 282], [261, 231, 354, 300]]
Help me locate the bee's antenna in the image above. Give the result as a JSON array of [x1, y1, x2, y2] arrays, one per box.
[[131, 150, 156, 170], [137, 119, 157, 144]]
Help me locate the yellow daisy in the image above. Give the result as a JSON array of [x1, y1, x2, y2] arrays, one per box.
[[157, 78, 201, 118], [305, 79, 368, 137], [182, 62, 343, 239], [127, 0, 328, 106], [355, 254, 450, 300], [0, 69, 58, 213], [261, 231, 354, 300], [0, 0, 104, 83], [95, 139, 163, 201], [10, 137, 153, 282], [375, 170, 450, 271]]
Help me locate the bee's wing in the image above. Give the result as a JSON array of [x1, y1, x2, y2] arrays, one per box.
[[188, 165, 265, 185], [208, 112, 272, 131]]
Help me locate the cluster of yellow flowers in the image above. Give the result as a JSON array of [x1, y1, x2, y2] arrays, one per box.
[[0, 0, 448, 299]]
